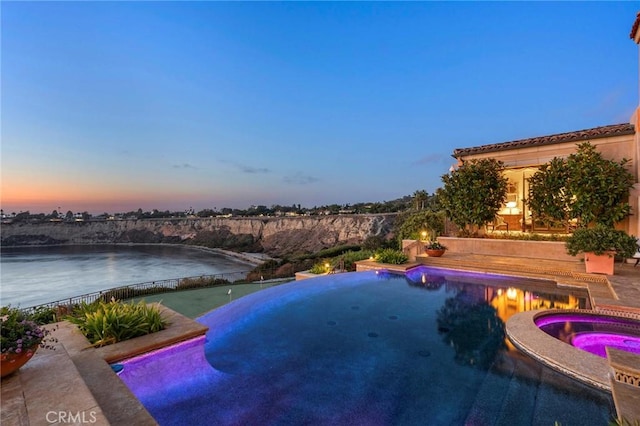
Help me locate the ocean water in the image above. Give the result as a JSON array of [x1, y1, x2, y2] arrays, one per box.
[[0, 245, 255, 308]]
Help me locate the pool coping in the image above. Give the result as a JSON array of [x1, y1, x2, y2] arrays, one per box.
[[505, 309, 613, 391]]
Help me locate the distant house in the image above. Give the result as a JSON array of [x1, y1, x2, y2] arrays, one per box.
[[450, 13, 640, 237]]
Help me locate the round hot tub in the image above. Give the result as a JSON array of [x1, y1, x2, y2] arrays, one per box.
[[535, 311, 640, 358]]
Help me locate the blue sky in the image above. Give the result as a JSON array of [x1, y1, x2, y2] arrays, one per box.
[[2, 1, 638, 214]]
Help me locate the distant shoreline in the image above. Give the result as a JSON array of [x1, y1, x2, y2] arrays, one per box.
[[185, 245, 272, 266]]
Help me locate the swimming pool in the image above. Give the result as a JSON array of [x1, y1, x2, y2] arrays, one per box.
[[118, 268, 614, 425]]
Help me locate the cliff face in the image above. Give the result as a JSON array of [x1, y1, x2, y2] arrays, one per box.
[[0, 214, 397, 257]]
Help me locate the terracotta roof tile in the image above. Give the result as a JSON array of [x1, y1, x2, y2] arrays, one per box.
[[453, 123, 635, 158], [631, 11, 640, 40]]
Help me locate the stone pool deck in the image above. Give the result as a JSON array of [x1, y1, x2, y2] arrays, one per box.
[[2, 254, 639, 425]]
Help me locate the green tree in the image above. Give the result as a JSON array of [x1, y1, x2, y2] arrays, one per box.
[[395, 210, 445, 242], [527, 157, 572, 230], [413, 190, 429, 210], [527, 142, 635, 228], [437, 159, 508, 235], [566, 142, 634, 227]]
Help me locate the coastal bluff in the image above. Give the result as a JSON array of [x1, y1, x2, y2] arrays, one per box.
[[0, 214, 396, 257]]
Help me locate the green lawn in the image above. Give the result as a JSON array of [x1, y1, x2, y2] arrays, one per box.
[[129, 280, 293, 318]]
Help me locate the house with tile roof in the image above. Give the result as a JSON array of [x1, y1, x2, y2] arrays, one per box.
[[450, 13, 640, 238]]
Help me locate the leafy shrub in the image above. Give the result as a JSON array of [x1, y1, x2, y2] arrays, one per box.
[[341, 250, 374, 269], [373, 248, 409, 265], [29, 305, 59, 324], [310, 261, 332, 274], [565, 225, 637, 258], [99, 285, 175, 302], [361, 236, 396, 251], [176, 276, 230, 290], [251, 259, 281, 272], [482, 233, 568, 242], [294, 245, 361, 261], [308, 250, 376, 274], [66, 300, 166, 347], [395, 210, 446, 242]]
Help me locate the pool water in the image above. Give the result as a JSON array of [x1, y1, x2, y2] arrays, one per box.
[[118, 268, 613, 425]]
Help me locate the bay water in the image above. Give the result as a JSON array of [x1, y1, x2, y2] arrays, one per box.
[[0, 245, 255, 308]]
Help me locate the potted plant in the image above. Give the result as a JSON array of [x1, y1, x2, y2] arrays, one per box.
[[425, 241, 447, 257], [565, 225, 637, 275], [1, 306, 56, 378]]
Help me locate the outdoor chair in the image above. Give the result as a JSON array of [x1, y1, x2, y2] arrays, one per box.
[[488, 216, 508, 232]]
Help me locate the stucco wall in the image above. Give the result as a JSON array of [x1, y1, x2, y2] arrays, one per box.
[[437, 237, 579, 262]]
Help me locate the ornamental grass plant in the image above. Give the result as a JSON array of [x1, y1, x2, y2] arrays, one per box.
[[66, 299, 166, 347]]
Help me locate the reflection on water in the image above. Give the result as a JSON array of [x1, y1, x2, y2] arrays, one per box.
[[0, 245, 254, 308], [404, 267, 589, 354], [405, 268, 589, 325]]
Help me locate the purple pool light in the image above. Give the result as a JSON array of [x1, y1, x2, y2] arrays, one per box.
[[116, 335, 226, 404], [535, 312, 640, 358]]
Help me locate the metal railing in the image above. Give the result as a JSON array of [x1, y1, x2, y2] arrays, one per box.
[[24, 271, 251, 313]]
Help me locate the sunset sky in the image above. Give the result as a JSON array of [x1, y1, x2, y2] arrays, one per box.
[[2, 2, 638, 215]]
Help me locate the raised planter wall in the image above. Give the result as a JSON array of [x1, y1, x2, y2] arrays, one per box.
[[437, 237, 580, 263]]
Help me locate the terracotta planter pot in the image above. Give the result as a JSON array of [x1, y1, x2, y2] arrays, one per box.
[[425, 249, 446, 257], [584, 251, 615, 275], [1, 347, 38, 378]]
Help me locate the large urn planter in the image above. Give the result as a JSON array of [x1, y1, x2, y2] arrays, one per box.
[[1, 305, 56, 379], [424, 241, 447, 258], [584, 252, 615, 275], [565, 225, 638, 276], [1, 347, 38, 378], [425, 249, 446, 257]]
